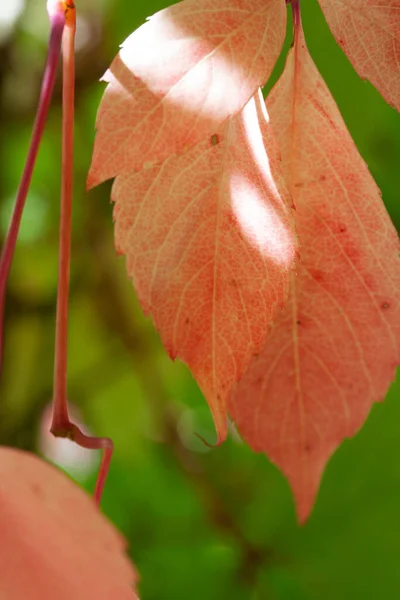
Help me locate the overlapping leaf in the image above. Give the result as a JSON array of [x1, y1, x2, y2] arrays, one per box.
[[230, 25, 400, 521], [89, 0, 400, 522], [0, 448, 139, 599], [88, 0, 287, 187], [318, 0, 400, 111], [112, 91, 296, 440]]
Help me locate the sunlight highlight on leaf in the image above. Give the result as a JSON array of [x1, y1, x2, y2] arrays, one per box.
[[88, 0, 287, 187], [230, 175, 295, 266]]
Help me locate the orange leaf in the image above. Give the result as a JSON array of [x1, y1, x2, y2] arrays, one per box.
[[230, 27, 400, 521], [88, 0, 287, 188], [318, 0, 400, 111], [0, 448, 139, 599], [112, 91, 297, 441]]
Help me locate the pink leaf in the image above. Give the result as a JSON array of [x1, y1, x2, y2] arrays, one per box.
[[0, 447, 139, 599], [318, 0, 400, 111], [229, 27, 400, 521], [112, 91, 297, 441], [88, 0, 287, 188]]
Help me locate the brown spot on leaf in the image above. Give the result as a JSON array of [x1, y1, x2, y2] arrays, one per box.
[[309, 269, 325, 282]]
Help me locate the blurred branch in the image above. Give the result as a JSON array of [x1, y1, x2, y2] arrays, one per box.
[[0, 385, 51, 450]]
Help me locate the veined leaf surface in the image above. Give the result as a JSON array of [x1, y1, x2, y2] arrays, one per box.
[[112, 92, 296, 440], [230, 27, 400, 521], [318, 0, 400, 111], [88, 0, 287, 187]]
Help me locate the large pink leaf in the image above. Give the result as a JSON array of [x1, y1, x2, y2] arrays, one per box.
[[0, 447, 139, 599], [88, 0, 286, 188], [318, 0, 400, 111], [112, 91, 296, 440], [229, 27, 400, 521]]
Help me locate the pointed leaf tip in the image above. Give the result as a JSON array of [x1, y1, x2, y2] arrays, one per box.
[[230, 28, 400, 522], [112, 91, 297, 450]]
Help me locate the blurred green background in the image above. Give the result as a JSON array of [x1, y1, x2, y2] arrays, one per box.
[[0, 0, 399, 598]]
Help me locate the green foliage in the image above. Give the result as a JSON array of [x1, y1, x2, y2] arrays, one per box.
[[0, 0, 399, 598]]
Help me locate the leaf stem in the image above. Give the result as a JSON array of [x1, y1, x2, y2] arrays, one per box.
[[291, 0, 301, 40], [50, 1, 113, 507], [51, 8, 75, 429], [0, 9, 65, 376]]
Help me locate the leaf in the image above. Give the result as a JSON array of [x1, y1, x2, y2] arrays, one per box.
[[229, 26, 400, 521], [0, 447, 139, 599], [317, 0, 400, 112], [88, 0, 287, 188], [111, 91, 297, 441]]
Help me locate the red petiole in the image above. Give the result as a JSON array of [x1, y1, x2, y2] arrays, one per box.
[[291, 0, 301, 35], [0, 0, 113, 506], [50, 0, 113, 506], [0, 6, 64, 374]]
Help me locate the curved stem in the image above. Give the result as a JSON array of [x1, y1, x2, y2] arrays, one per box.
[[0, 10, 65, 376], [50, 1, 113, 506], [70, 425, 114, 504]]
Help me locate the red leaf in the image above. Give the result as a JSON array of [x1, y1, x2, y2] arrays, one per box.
[[0, 448, 139, 599], [112, 91, 296, 440], [229, 27, 400, 521], [318, 0, 400, 111], [88, 0, 287, 188]]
